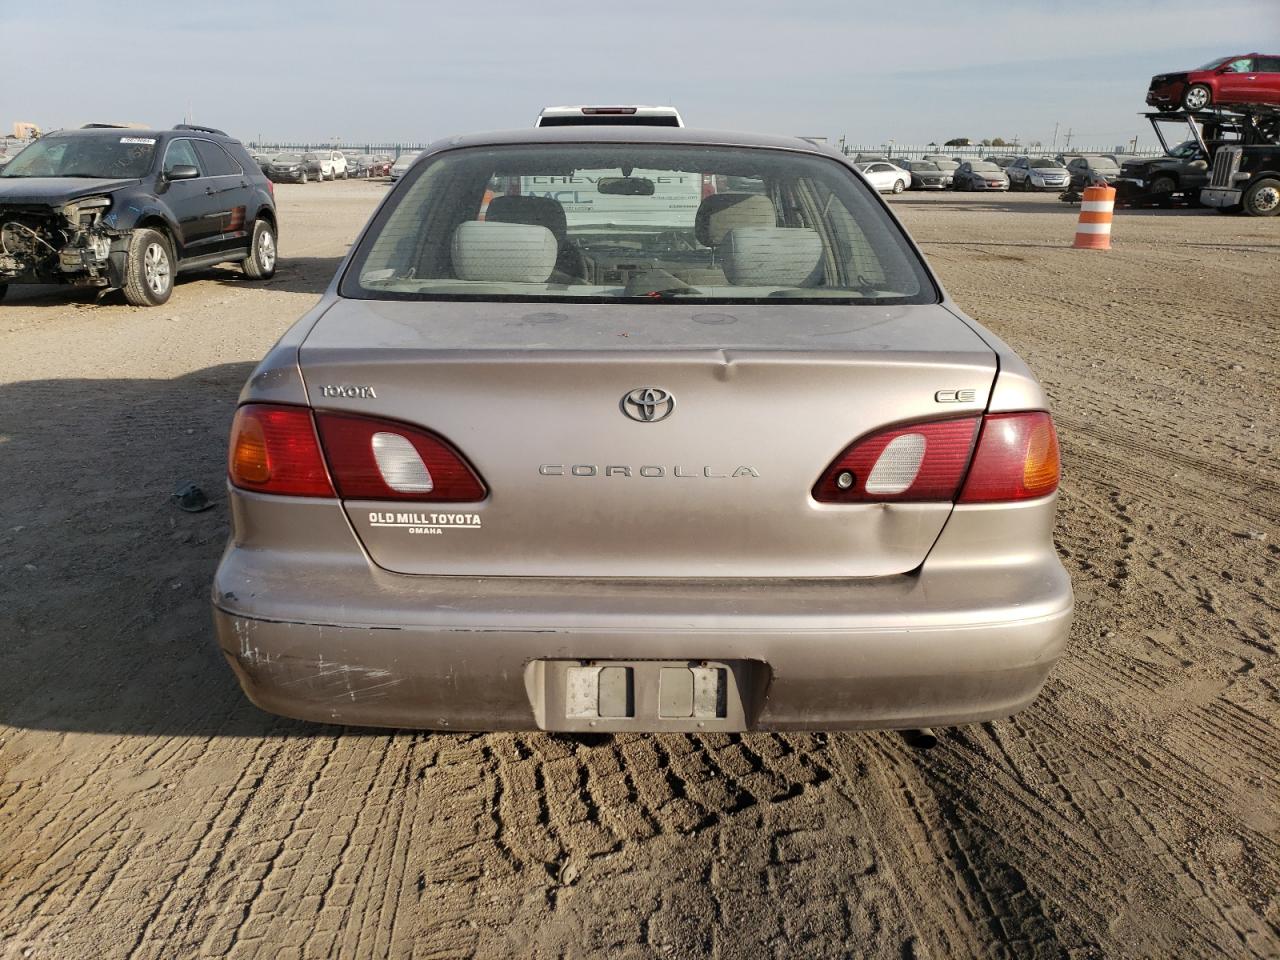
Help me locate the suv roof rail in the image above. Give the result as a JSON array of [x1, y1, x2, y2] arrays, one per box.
[[81, 122, 150, 129], [174, 123, 229, 136]]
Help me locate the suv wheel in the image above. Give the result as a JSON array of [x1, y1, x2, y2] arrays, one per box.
[[1243, 177, 1280, 217], [300, 170, 308, 184], [122, 228, 174, 307], [242, 219, 278, 280], [1182, 84, 1212, 111]]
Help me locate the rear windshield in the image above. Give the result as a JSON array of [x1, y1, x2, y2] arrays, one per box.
[[342, 143, 935, 305], [970, 162, 1000, 172], [1, 134, 157, 179]]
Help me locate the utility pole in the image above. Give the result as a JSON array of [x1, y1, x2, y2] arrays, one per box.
[[1064, 127, 1073, 150], [1052, 121, 1060, 152]]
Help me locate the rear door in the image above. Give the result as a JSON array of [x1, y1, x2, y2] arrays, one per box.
[[192, 139, 252, 252], [1256, 57, 1280, 102]]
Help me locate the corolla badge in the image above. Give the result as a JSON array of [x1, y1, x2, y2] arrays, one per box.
[[621, 387, 675, 423]]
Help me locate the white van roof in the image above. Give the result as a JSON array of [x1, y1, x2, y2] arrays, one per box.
[[535, 105, 684, 128]]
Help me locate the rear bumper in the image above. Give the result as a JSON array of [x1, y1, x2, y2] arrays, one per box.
[[212, 491, 1073, 731]]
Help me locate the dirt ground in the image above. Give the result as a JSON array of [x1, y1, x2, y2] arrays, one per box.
[[0, 181, 1276, 959]]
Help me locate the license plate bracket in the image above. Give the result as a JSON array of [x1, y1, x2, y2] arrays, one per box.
[[526, 659, 769, 732]]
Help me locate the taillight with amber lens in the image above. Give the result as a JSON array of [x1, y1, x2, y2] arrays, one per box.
[[228, 404, 334, 497], [958, 411, 1060, 503]]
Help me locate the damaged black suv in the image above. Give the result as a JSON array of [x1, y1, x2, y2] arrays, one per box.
[[0, 124, 276, 306]]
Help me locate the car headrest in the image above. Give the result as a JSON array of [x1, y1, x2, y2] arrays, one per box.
[[484, 195, 568, 242], [721, 227, 824, 287], [694, 194, 776, 248], [451, 221, 558, 283]]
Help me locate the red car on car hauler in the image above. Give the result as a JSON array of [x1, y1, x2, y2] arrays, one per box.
[[1148, 54, 1280, 112]]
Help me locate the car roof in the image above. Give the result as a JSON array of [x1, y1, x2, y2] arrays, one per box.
[[46, 126, 241, 144], [421, 125, 841, 158]]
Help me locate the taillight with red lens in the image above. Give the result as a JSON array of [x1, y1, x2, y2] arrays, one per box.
[[813, 417, 981, 503], [315, 413, 486, 502], [228, 404, 335, 497], [958, 412, 1060, 503]]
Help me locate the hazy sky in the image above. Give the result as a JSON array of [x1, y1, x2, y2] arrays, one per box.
[[3, 1, 1277, 150]]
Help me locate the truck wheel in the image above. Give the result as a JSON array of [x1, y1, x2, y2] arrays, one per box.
[[242, 219, 278, 280], [1242, 178, 1280, 217], [1149, 175, 1177, 202], [1182, 84, 1211, 111], [122, 228, 174, 307]]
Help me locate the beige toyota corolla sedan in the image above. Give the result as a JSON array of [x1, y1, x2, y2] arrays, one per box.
[[213, 125, 1072, 732]]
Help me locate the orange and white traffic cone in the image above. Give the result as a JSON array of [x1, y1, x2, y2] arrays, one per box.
[[1073, 185, 1115, 250]]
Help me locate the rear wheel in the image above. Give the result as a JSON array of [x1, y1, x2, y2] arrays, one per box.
[[1242, 177, 1280, 217], [241, 218, 278, 280], [1182, 84, 1212, 111], [892, 179, 905, 194], [122, 228, 174, 307]]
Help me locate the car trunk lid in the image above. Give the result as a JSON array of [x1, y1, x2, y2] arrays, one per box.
[[299, 299, 997, 578]]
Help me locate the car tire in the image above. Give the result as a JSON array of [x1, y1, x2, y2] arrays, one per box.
[[241, 218, 278, 280], [1148, 174, 1178, 201], [300, 170, 308, 184], [1182, 84, 1212, 111], [892, 179, 905, 194], [122, 228, 175, 307], [1242, 177, 1280, 217]]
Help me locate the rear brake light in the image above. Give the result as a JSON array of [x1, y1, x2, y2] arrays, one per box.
[[813, 417, 980, 503], [228, 404, 334, 497], [315, 413, 486, 502], [958, 412, 1060, 502]]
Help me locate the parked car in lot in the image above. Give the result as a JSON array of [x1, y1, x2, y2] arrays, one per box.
[[214, 124, 1070, 732], [1147, 54, 1280, 112], [1066, 155, 1123, 190], [952, 160, 1010, 191], [388, 151, 420, 180], [906, 160, 948, 189], [1006, 157, 1070, 191], [314, 149, 348, 180], [854, 161, 908, 194], [366, 155, 393, 177], [266, 152, 321, 183], [0, 124, 277, 306], [343, 152, 370, 177]]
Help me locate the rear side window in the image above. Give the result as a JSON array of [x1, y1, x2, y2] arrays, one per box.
[[193, 140, 241, 176], [1258, 57, 1280, 73], [342, 143, 936, 305]]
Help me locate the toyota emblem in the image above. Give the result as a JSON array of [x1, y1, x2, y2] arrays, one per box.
[[621, 387, 675, 423]]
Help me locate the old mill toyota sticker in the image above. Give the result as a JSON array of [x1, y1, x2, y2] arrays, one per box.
[[368, 511, 482, 536]]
